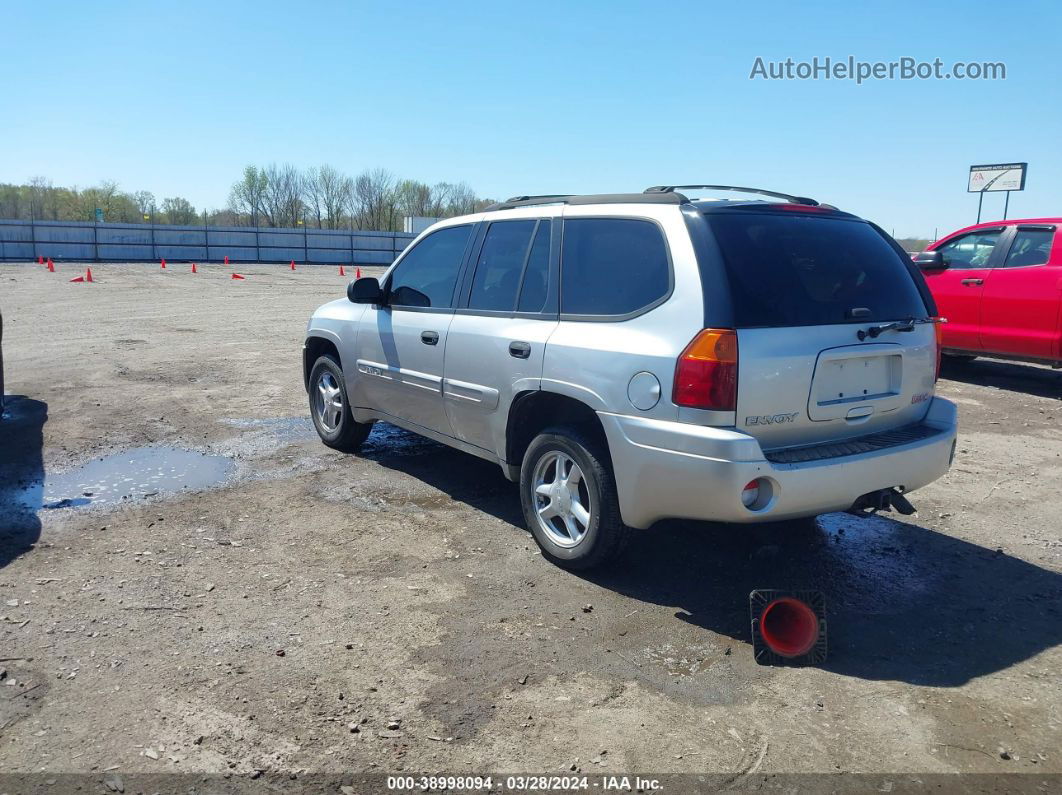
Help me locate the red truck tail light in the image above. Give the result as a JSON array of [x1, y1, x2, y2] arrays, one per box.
[[673, 328, 738, 411]]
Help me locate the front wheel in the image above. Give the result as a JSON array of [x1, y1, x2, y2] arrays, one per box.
[[520, 426, 631, 570], [308, 354, 372, 452]]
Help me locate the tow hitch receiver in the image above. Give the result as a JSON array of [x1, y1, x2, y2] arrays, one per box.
[[848, 487, 916, 517]]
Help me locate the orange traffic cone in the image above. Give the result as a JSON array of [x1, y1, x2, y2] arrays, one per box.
[[37, 255, 43, 265], [290, 260, 296, 270], [224, 255, 230, 265], [338, 265, 345, 276], [356, 267, 361, 279], [85, 268, 94, 283], [47, 259, 55, 273], [231, 273, 245, 280], [191, 263, 198, 274], [160, 258, 167, 269]]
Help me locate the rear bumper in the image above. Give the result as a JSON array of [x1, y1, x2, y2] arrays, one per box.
[[599, 397, 958, 529]]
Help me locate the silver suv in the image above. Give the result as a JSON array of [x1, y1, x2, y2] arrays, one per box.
[[303, 185, 958, 569]]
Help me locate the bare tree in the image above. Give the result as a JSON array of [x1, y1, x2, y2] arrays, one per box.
[[133, 190, 156, 222], [303, 166, 325, 228], [227, 165, 268, 226], [321, 166, 353, 229], [262, 163, 303, 227], [27, 176, 50, 220], [350, 168, 397, 231]]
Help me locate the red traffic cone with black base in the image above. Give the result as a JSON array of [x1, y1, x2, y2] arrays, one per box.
[[750, 590, 826, 665]]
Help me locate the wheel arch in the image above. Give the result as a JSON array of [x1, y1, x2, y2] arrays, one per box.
[[303, 333, 342, 391], [505, 390, 612, 478]]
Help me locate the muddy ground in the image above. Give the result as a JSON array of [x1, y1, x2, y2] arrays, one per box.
[[1, 262, 1060, 788]]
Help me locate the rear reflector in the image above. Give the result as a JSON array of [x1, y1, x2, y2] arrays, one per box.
[[741, 479, 760, 508], [933, 318, 944, 381], [673, 328, 738, 411]]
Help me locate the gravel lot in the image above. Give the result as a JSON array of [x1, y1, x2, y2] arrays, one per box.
[[1, 262, 1060, 787]]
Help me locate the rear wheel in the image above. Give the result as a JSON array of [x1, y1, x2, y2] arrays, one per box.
[[520, 426, 631, 570], [308, 354, 372, 452]]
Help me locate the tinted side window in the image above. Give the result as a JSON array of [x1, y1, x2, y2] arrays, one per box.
[[468, 221, 536, 311], [389, 225, 473, 308], [1003, 228, 1054, 268], [706, 212, 927, 327], [561, 219, 669, 315], [517, 221, 552, 313], [937, 230, 1002, 268]]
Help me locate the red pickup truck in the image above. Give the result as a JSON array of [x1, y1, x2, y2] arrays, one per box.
[[913, 218, 1062, 367]]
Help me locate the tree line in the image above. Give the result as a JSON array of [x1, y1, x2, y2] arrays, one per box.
[[0, 178, 200, 226], [226, 164, 493, 230], [0, 167, 494, 231]]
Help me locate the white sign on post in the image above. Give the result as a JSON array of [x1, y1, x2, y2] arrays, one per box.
[[968, 163, 1027, 192]]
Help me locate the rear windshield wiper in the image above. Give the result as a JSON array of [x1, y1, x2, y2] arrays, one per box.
[[857, 317, 942, 341]]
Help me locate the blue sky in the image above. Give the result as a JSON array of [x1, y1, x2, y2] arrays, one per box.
[[2, 0, 1059, 237]]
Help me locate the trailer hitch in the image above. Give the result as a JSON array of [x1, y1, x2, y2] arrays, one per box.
[[847, 487, 916, 517]]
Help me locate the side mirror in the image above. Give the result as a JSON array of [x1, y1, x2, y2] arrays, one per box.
[[913, 250, 947, 270], [348, 277, 382, 304]]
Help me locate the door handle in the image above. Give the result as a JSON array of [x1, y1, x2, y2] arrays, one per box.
[[960, 278, 984, 286], [509, 341, 531, 359], [420, 330, 439, 345]]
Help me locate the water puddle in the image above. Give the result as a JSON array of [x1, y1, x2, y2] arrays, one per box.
[[10, 446, 235, 511], [222, 416, 316, 444], [363, 423, 440, 456], [221, 416, 440, 457]]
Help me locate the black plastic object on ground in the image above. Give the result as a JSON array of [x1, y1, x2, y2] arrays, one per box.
[[750, 589, 827, 666]]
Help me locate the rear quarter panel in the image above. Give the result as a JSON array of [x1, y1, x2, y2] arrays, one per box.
[[541, 205, 710, 422]]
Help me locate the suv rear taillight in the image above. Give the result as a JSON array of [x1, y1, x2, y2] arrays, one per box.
[[934, 318, 944, 381], [673, 329, 738, 411]]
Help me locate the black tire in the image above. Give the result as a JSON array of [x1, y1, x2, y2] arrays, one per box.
[[308, 354, 372, 453], [519, 425, 632, 570]]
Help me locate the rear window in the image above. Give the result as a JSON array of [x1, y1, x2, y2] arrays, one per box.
[[705, 212, 927, 327], [561, 218, 670, 316]]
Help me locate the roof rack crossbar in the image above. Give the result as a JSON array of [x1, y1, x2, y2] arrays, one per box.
[[645, 184, 819, 206]]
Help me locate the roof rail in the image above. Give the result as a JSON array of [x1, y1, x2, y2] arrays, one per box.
[[483, 195, 574, 211], [645, 184, 819, 206], [484, 192, 687, 212]]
